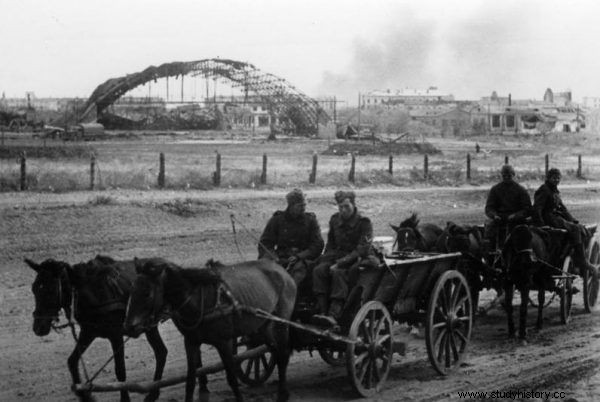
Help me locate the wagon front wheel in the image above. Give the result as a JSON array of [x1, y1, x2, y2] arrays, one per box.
[[233, 336, 276, 386], [426, 270, 472, 375], [583, 241, 600, 313], [346, 301, 394, 397]]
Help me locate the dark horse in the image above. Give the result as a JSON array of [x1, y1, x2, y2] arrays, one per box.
[[502, 225, 562, 340], [436, 222, 502, 312], [124, 258, 296, 402], [390, 213, 443, 252], [25, 256, 168, 402]]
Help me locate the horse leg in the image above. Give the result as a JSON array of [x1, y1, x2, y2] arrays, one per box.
[[215, 340, 243, 402], [518, 288, 529, 340], [183, 337, 199, 402], [67, 329, 96, 402], [108, 335, 130, 402], [272, 323, 291, 402], [143, 327, 167, 402], [536, 288, 545, 330], [504, 283, 515, 338], [196, 345, 210, 402]]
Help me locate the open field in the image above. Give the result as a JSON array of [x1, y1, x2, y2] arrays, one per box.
[[1, 130, 600, 192]]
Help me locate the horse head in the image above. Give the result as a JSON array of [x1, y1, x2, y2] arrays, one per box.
[[391, 213, 421, 251], [24, 258, 73, 336], [124, 257, 171, 338]]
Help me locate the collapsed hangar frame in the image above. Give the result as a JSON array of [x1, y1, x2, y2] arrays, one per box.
[[80, 58, 330, 133]]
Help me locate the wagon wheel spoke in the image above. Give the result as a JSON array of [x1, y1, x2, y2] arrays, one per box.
[[365, 360, 373, 389], [354, 351, 369, 367], [435, 306, 448, 322], [449, 331, 460, 362], [243, 358, 253, 377], [260, 355, 269, 371], [360, 320, 372, 343], [376, 333, 391, 346], [450, 280, 461, 307], [454, 294, 469, 314], [432, 321, 447, 330], [454, 327, 469, 345], [372, 315, 384, 339], [435, 330, 448, 362], [444, 331, 452, 368]]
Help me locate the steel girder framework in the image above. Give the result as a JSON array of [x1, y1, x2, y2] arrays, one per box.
[[80, 58, 329, 132]]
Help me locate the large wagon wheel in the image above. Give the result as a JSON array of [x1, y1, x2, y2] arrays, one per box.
[[425, 270, 473, 375], [559, 256, 574, 324], [318, 347, 346, 366], [233, 336, 276, 386], [346, 301, 394, 397], [583, 240, 600, 312]]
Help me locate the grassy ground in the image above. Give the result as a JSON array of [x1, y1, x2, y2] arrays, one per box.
[[0, 130, 599, 192]]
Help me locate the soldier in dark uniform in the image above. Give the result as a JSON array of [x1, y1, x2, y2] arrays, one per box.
[[484, 165, 532, 249], [533, 168, 595, 275], [258, 188, 324, 294], [312, 190, 379, 325]]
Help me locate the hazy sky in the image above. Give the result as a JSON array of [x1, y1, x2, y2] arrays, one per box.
[[1, 0, 599, 104]]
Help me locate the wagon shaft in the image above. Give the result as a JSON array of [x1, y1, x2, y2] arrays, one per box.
[[74, 345, 269, 394]]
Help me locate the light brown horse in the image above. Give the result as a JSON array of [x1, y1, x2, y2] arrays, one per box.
[[124, 258, 296, 402]]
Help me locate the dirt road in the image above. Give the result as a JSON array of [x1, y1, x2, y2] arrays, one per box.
[[1, 184, 599, 402]]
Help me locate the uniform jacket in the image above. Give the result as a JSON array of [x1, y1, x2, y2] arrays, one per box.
[[258, 210, 324, 261], [485, 180, 532, 220], [533, 181, 575, 227], [322, 210, 374, 268]]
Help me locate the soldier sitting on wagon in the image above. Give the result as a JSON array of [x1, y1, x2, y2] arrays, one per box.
[[484, 165, 532, 252], [533, 168, 596, 275], [258, 188, 324, 295], [312, 190, 380, 327]]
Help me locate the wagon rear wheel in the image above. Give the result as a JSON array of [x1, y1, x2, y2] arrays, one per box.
[[346, 301, 394, 397], [583, 241, 600, 313], [318, 347, 346, 366], [426, 270, 472, 375], [560, 256, 574, 324], [233, 336, 276, 386]]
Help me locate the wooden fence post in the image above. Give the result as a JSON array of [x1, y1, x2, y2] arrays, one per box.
[[158, 152, 165, 188], [424, 154, 429, 180], [348, 153, 356, 183], [577, 154, 582, 178], [388, 154, 393, 175], [260, 153, 267, 185], [90, 154, 96, 190], [466, 153, 471, 181], [213, 152, 221, 186], [20, 151, 26, 191], [309, 153, 318, 184], [545, 154, 549, 176]]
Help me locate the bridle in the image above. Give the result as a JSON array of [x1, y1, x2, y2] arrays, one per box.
[[33, 267, 74, 331]]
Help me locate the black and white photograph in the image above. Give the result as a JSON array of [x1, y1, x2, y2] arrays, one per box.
[[1, 0, 599, 401]]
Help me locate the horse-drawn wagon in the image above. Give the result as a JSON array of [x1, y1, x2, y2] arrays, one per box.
[[442, 221, 599, 339], [66, 247, 470, 400]]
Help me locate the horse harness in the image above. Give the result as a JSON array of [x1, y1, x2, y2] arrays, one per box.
[[171, 281, 241, 330]]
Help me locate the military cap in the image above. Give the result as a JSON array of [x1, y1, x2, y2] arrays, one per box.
[[286, 188, 306, 206]]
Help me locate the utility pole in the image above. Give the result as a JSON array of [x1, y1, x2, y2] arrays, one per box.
[[181, 75, 184, 102]]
